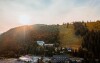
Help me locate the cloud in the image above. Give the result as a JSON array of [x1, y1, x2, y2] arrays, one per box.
[[0, 0, 100, 33]]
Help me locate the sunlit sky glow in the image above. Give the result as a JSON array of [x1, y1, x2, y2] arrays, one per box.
[[0, 0, 100, 33]]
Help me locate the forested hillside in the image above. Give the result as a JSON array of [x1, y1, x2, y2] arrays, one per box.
[[0, 25, 59, 57], [72, 21, 100, 63], [0, 21, 100, 59]]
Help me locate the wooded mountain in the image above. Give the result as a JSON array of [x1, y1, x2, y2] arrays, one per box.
[[0, 21, 100, 58], [0, 24, 59, 57]]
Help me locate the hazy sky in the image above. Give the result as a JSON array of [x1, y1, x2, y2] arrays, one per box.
[[0, 0, 100, 33]]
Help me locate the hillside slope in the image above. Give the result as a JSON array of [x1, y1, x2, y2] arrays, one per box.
[[0, 25, 59, 57], [86, 21, 100, 31], [59, 24, 82, 49]]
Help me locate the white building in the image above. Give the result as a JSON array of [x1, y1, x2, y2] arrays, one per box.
[[37, 41, 45, 46]]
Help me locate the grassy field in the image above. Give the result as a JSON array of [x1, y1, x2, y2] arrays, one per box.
[[59, 24, 82, 50], [86, 21, 100, 31]]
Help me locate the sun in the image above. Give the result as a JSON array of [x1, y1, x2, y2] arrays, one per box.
[[19, 15, 32, 25]]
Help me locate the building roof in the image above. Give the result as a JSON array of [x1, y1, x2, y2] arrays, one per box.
[[37, 41, 45, 46], [44, 44, 54, 46], [69, 58, 84, 61], [67, 48, 72, 52], [52, 55, 69, 62], [53, 55, 69, 58]]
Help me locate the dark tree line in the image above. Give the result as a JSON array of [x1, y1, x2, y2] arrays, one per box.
[[73, 22, 88, 36], [82, 30, 100, 58], [73, 21, 100, 63]]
